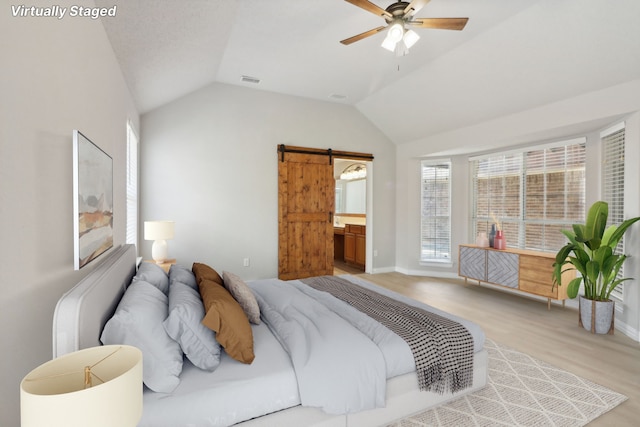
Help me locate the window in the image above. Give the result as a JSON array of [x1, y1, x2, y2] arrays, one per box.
[[126, 121, 139, 248], [602, 122, 626, 299], [471, 139, 586, 252], [420, 160, 451, 262]]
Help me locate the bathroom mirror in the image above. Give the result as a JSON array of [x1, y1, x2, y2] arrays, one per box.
[[335, 163, 366, 214]]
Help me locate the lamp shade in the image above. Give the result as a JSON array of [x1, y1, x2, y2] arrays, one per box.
[[21, 345, 143, 427], [144, 220, 175, 240]]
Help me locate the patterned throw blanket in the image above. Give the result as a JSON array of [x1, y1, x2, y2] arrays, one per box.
[[301, 276, 474, 394]]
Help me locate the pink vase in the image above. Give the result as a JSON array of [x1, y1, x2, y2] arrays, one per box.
[[494, 230, 506, 250]]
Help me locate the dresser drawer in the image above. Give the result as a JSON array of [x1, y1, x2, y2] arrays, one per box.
[[519, 279, 557, 298], [519, 254, 554, 283]]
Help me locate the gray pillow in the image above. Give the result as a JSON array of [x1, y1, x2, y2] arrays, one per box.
[[169, 264, 197, 290], [133, 262, 170, 294], [164, 282, 221, 371], [223, 271, 261, 324], [101, 280, 183, 393]]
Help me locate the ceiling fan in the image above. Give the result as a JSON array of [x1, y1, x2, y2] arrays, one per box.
[[340, 0, 468, 55]]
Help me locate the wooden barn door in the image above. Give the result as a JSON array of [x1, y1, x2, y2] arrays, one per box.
[[278, 146, 335, 280]]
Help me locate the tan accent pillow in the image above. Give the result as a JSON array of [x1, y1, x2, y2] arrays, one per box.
[[223, 271, 261, 324], [192, 262, 224, 287], [198, 277, 255, 364]]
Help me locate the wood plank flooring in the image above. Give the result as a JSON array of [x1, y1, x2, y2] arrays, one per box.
[[355, 272, 640, 426]]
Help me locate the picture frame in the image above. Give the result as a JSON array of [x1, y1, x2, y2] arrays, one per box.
[[73, 130, 113, 270]]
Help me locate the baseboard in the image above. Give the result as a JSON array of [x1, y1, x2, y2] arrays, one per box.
[[393, 267, 459, 279], [613, 317, 639, 341], [370, 266, 397, 274]]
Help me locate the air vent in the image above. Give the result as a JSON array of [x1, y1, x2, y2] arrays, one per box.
[[329, 93, 348, 100], [241, 75, 261, 84]]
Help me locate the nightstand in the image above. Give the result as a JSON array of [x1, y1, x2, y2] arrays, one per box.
[[143, 259, 176, 273]]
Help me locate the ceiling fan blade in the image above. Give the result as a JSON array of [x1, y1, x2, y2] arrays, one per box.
[[344, 0, 392, 19], [402, 0, 431, 19], [408, 17, 469, 30], [340, 26, 387, 45]]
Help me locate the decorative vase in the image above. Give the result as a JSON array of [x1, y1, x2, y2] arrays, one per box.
[[493, 230, 506, 250], [579, 295, 615, 334], [489, 224, 496, 248], [476, 232, 489, 247]]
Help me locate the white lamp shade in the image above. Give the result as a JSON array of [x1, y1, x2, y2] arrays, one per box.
[[21, 345, 143, 427], [144, 220, 175, 240]]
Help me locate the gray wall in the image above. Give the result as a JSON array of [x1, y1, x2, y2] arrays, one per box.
[[0, 4, 139, 426], [140, 83, 396, 279]]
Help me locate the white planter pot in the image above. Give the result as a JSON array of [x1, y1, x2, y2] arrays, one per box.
[[579, 295, 615, 334]]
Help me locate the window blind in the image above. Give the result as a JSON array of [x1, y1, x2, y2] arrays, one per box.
[[421, 161, 451, 262], [470, 140, 586, 252], [602, 123, 625, 299], [126, 121, 138, 249]]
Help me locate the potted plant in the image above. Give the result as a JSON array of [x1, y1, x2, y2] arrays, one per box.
[[552, 201, 640, 334]]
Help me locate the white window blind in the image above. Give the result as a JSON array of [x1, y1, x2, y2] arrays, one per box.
[[421, 161, 451, 262], [602, 122, 625, 299], [126, 121, 139, 248], [470, 140, 586, 252], [471, 153, 523, 247]]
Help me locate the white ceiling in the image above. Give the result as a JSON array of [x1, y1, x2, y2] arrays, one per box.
[[97, 0, 640, 145]]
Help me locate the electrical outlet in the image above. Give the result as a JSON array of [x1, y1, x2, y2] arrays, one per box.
[[243, 258, 250, 267], [373, 249, 378, 257]]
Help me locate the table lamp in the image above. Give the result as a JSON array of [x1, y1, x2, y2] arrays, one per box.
[[144, 220, 175, 263], [20, 345, 143, 427]]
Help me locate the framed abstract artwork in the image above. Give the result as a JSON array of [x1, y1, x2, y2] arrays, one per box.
[[73, 130, 113, 270]]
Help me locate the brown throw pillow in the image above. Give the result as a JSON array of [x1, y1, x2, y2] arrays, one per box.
[[192, 262, 224, 287], [197, 275, 255, 364]]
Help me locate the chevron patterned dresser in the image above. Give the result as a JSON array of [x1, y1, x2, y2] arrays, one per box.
[[458, 244, 574, 310]]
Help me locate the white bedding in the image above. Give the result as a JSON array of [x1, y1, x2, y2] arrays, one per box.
[[140, 323, 300, 427], [141, 275, 485, 427]]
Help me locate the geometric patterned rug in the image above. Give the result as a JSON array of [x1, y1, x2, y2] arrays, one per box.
[[389, 339, 627, 427]]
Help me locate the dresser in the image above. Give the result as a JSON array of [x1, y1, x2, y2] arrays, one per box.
[[458, 245, 574, 309]]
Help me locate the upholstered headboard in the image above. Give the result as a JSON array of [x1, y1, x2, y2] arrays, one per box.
[[52, 244, 137, 358]]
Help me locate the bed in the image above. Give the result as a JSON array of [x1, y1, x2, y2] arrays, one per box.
[[53, 244, 488, 427]]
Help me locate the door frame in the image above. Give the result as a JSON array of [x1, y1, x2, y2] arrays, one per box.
[[278, 145, 374, 276], [334, 158, 374, 274]]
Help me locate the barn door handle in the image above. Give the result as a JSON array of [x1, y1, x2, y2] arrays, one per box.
[[329, 211, 333, 224]]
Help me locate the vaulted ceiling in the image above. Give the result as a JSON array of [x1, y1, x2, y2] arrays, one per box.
[[97, 0, 640, 145]]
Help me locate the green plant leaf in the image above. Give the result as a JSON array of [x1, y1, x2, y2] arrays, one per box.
[[561, 229, 579, 246], [594, 245, 613, 269], [567, 256, 586, 278], [608, 216, 640, 248], [583, 201, 608, 250], [605, 278, 631, 300], [572, 224, 588, 243], [568, 256, 586, 277], [566, 277, 582, 299], [601, 224, 617, 248], [586, 261, 600, 293]]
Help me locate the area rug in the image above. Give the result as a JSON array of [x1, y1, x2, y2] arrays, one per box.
[[389, 339, 627, 426]]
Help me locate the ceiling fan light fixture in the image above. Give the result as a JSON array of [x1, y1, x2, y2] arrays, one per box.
[[403, 29, 420, 49], [394, 39, 409, 57], [387, 21, 404, 43], [381, 36, 396, 52]]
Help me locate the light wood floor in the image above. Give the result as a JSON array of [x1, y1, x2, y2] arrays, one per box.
[[354, 272, 640, 426]]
